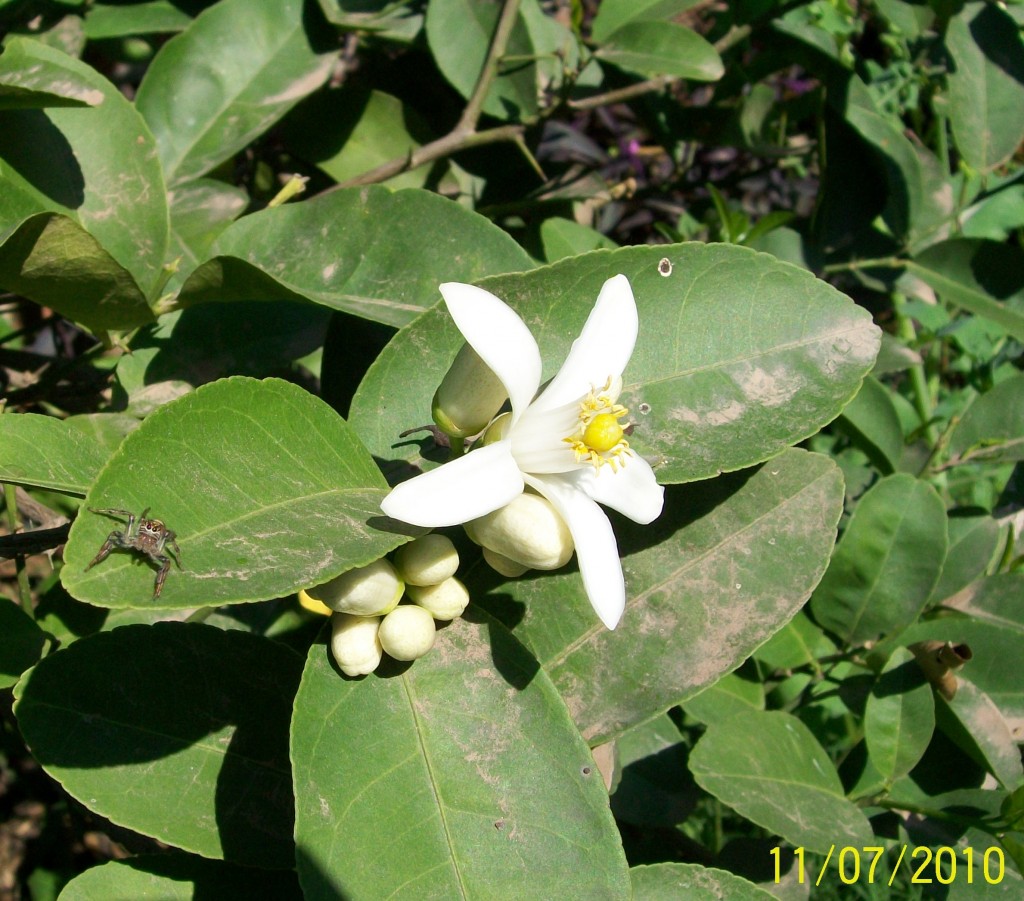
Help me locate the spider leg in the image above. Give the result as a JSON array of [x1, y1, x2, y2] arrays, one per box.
[[166, 531, 182, 568], [152, 553, 172, 598], [86, 531, 127, 570], [89, 508, 136, 533]]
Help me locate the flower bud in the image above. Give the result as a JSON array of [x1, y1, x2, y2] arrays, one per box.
[[481, 547, 529, 577], [298, 589, 332, 617], [306, 559, 404, 616], [406, 577, 469, 620], [394, 534, 459, 586], [330, 613, 383, 677], [465, 492, 574, 570], [378, 605, 437, 661], [432, 343, 508, 439]]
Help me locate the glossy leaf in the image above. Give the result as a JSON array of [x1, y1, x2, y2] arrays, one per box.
[[176, 187, 534, 327], [945, 2, 1024, 172], [0, 600, 47, 689], [0, 39, 169, 320], [864, 647, 935, 783], [907, 239, 1024, 344], [0, 37, 104, 109], [610, 714, 691, 828], [0, 213, 154, 331], [810, 474, 948, 645], [591, 0, 698, 44], [474, 449, 844, 744], [837, 375, 903, 474], [135, 0, 337, 185], [690, 710, 873, 851], [930, 511, 1000, 603], [167, 178, 248, 289], [630, 863, 777, 901], [0, 411, 110, 495], [949, 374, 1024, 466], [82, 1, 193, 39], [425, 0, 538, 121], [350, 243, 880, 485], [595, 22, 724, 82], [938, 680, 1024, 791], [58, 855, 302, 900], [540, 218, 617, 262], [61, 377, 417, 608], [291, 613, 631, 900], [13, 623, 302, 867], [681, 668, 765, 726]]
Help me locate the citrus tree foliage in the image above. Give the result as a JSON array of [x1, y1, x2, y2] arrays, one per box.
[[1, 1, 1023, 897]]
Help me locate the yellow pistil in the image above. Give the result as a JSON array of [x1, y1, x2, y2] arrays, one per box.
[[564, 379, 633, 471]]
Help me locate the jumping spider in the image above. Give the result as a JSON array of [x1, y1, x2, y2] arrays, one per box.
[[86, 508, 181, 599]]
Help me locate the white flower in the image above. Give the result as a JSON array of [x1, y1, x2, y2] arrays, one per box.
[[381, 274, 664, 629]]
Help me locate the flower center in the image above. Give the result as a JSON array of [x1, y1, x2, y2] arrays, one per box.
[[564, 378, 633, 471]]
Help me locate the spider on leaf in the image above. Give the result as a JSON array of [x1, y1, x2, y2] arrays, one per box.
[[86, 508, 182, 599]]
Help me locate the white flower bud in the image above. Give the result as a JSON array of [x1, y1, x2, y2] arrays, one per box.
[[481, 547, 529, 577], [394, 534, 459, 586], [330, 613, 383, 677], [406, 577, 469, 621], [432, 343, 508, 439], [306, 558, 404, 616], [378, 605, 436, 661], [465, 492, 574, 570]]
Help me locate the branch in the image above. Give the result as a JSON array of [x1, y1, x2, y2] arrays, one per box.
[[320, 0, 525, 194]]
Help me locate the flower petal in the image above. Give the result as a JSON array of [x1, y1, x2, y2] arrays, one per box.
[[529, 274, 638, 413], [381, 442, 524, 528], [525, 473, 626, 630], [439, 282, 542, 422], [574, 455, 664, 524]]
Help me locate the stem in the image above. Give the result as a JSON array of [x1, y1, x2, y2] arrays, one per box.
[[892, 292, 939, 447], [320, 0, 525, 193]]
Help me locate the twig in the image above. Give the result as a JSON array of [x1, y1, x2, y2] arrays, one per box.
[[322, 0, 525, 192]]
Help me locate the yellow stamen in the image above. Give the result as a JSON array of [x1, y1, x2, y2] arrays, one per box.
[[563, 378, 633, 471]]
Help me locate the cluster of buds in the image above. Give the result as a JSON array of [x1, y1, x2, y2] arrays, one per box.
[[300, 534, 468, 676]]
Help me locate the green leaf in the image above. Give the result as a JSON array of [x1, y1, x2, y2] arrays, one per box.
[[949, 374, 1024, 466], [291, 614, 630, 900], [610, 714, 690, 828], [930, 512, 1001, 604], [540, 218, 617, 262], [937, 680, 1024, 791], [595, 22, 724, 82], [176, 187, 534, 327], [58, 855, 302, 900], [284, 87, 434, 190], [907, 239, 1024, 344], [0, 411, 110, 494], [425, 0, 539, 121], [166, 178, 248, 290], [681, 667, 765, 726], [61, 377, 417, 609], [810, 474, 948, 645], [590, 0, 699, 44], [350, 243, 880, 485], [13, 623, 302, 868], [864, 647, 935, 783], [0, 214, 154, 331], [475, 449, 844, 744], [0, 599, 47, 689], [630, 863, 777, 901], [837, 375, 904, 474], [0, 36, 104, 109], [945, 1, 1024, 172], [135, 0, 337, 185], [690, 710, 873, 852], [0, 39, 170, 310], [83, 1, 193, 39]]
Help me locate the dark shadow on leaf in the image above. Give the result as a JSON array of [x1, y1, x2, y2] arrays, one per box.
[[0, 109, 85, 208], [295, 843, 353, 900], [460, 603, 538, 691]]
